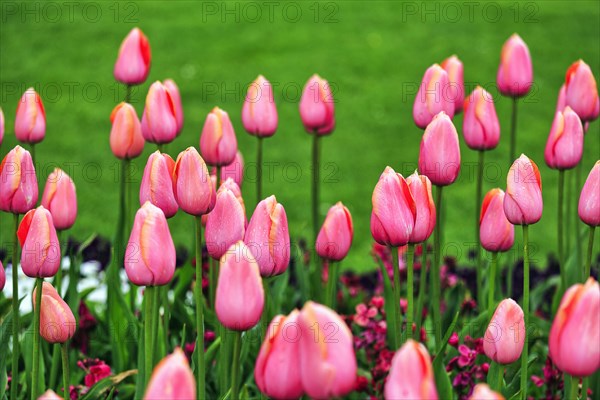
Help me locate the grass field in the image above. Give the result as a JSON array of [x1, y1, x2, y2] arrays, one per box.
[[1, 1, 599, 272]]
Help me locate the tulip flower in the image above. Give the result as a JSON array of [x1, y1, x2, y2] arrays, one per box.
[[406, 173, 436, 244], [549, 278, 600, 377], [140, 151, 178, 218], [468, 384, 504, 400], [214, 150, 244, 188], [413, 64, 455, 129], [245, 195, 290, 277], [316, 202, 353, 261], [144, 348, 196, 399], [220, 178, 247, 224], [564, 59, 600, 122], [544, 107, 584, 170], [419, 112, 461, 186], [141, 81, 179, 145], [17, 206, 60, 278], [463, 86, 501, 150], [441, 55, 464, 114], [480, 189, 514, 253], [298, 302, 357, 398], [173, 147, 215, 216], [299, 74, 335, 135], [504, 154, 543, 226], [384, 339, 438, 400], [0, 145, 38, 214], [0, 107, 4, 146], [38, 390, 62, 400], [0, 261, 5, 292], [164, 79, 184, 134], [497, 34, 533, 98], [255, 311, 304, 400], [483, 299, 525, 365], [242, 75, 278, 137], [109, 102, 145, 159], [579, 161, 600, 227], [114, 27, 151, 85], [200, 107, 238, 167], [33, 282, 76, 343], [205, 187, 246, 259], [15, 88, 46, 144], [41, 168, 77, 231]]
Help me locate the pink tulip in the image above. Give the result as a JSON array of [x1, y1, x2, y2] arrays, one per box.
[[441, 55, 465, 114], [140, 151, 178, 218], [141, 81, 179, 144], [173, 147, 215, 216], [15, 87, 46, 144], [0, 261, 5, 292], [0, 145, 38, 214], [316, 202, 353, 261], [33, 282, 76, 344], [38, 390, 62, 400], [242, 75, 278, 137], [480, 189, 514, 252], [371, 167, 416, 247], [413, 64, 455, 129], [213, 150, 244, 187], [468, 384, 504, 400], [564, 60, 600, 122], [298, 301, 357, 398], [200, 107, 238, 167], [497, 34, 533, 98], [113, 27, 151, 85], [299, 74, 335, 135], [549, 278, 600, 377], [18, 206, 60, 278], [219, 178, 246, 221], [125, 201, 176, 286], [418, 112, 461, 186], [41, 168, 77, 230], [406, 172, 436, 244], [556, 84, 567, 113], [164, 79, 184, 134], [544, 106, 584, 170], [579, 161, 600, 226], [483, 299, 525, 364], [215, 241, 264, 331], [0, 107, 4, 146], [255, 311, 304, 399], [463, 86, 501, 150], [245, 195, 290, 276], [504, 154, 543, 225], [205, 187, 246, 259], [384, 339, 438, 400], [144, 348, 196, 399], [109, 102, 145, 159]]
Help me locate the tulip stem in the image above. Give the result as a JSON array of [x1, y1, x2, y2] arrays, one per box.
[[144, 286, 156, 387], [391, 246, 402, 348], [194, 216, 205, 400], [30, 143, 36, 169], [576, 162, 583, 267], [432, 185, 443, 351], [209, 258, 216, 309], [558, 169, 566, 290], [326, 260, 337, 308], [31, 277, 43, 400], [125, 84, 132, 103], [520, 224, 530, 400], [230, 331, 242, 400], [257, 137, 263, 205], [509, 97, 517, 165], [488, 252, 498, 317], [584, 226, 595, 280], [406, 243, 415, 341], [567, 375, 579, 400], [476, 150, 484, 309], [311, 133, 321, 300], [261, 277, 271, 338], [581, 377, 589, 400], [416, 241, 428, 335], [11, 213, 20, 400], [61, 342, 70, 400]]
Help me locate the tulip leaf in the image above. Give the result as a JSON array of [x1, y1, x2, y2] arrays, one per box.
[[487, 361, 504, 390], [376, 259, 396, 348], [433, 354, 454, 400], [0, 310, 13, 399], [80, 369, 137, 400], [434, 311, 460, 365], [503, 353, 538, 398]]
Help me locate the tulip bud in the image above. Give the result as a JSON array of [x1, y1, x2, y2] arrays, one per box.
[[406, 172, 436, 244], [0, 261, 5, 292], [544, 107, 584, 170], [33, 282, 76, 344], [496, 34, 533, 98], [503, 154, 543, 225], [41, 168, 77, 230], [113, 27, 151, 85], [173, 147, 215, 216], [556, 84, 567, 113], [110, 102, 145, 159], [242, 75, 278, 137], [316, 202, 353, 261], [468, 384, 504, 400], [18, 206, 61, 278], [144, 348, 196, 399], [163, 79, 184, 135], [463, 86, 501, 150], [255, 311, 304, 399], [371, 167, 416, 247], [480, 189, 514, 252], [0, 145, 38, 214], [549, 278, 600, 377], [384, 339, 438, 400], [245, 195, 290, 276], [419, 112, 461, 186], [213, 150, 244, 187], [15, 88, 46, 144], [38, 390, 62, 400], [413, 64, 455, 129], [483, 299, 525, 364], [140, 151, 178, 218], [299, 74, 335, 135], [579, 161, 600, 226], [298, 302, 357, 398], [220, 178, 246, 221], [205, 187, 246, 259], [125, 201, 176, 286], [441, 55, 465, 114], [564, 60, 600, 122], [141, 81, 179, 145], [215, 241, 264, 331], [200, 107, 238, 166], [0, 107, 4, 146]]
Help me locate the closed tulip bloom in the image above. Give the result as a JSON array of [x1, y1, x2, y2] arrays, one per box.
[[406, 172, 436, 244], [215, 241, 264, 331], [173, 147, 215, 216], [144, 348, 196, 399], [384, 339, 438, 400], [18, 206, 61, 278], [109, 102, 145, 159], [316, 202, 353, 261], [579, 161, 600, 226], [140, 151, 178, 218], [503, 154, 543, 225], [0, 107, 4, 146], [299, 74, 335, 135], [549, 278, 600, 377], [544, 106, 584, 170], [245, 195, 290, 276], [441, 55, 465, 114], [220, 178, 246, 221], [483, 299, 525, 364], [205, 188, 246, 259], [0, 261, 5, 292], [214, 150, 244, 187], [33, 282, 76, 344], [480, 189, 514, 252], [113, 27, 151, 85], [298, 302, 357, 398], [497, 34, 533, 98], [38, 390, 62, 400], [413, 64, 455, 129], [564, 60, 600, 122], [468, 384, 504, 400], [141, 81, 179, 144], [125, 201, 176, 286], [200, 107, 238, 166], [0, 145, 38, 213], [242, 75, 278, 137], [463, 86, 501, 150], [255, 311, 304, 399], [41, 168, 77, 230], [164, 79, 184, 134], [15, 88, 46, 144], [419, 112, 461, 186]]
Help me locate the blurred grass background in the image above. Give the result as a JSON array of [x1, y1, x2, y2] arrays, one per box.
[[1, 0, 599, 272]]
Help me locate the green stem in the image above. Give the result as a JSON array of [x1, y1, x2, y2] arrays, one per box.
[[216, 166, 222, 188], [230, 331, 242, 400], [152, 286, 160, 361], [406, 243, 415, 341], [566, 170, 573, 259], [55, 230, 64, 295], [144, 286, 156, 386], [558, 170, 566, 290], [261, 277, 271, 338], [576, 162, 583, 266], [61, 342, 70, 400], [311, 133, 321, 301], [416, 241, 428, 335], [391, 247, 402, 348], [30, 143, 36, 170], [509, 97, 518, 165], [476, 150, 484, 309], [209, 258, 217, 309], [521, 225, 530, 400], [157, 144, 164, 153], [567, 375, 579, 400], [584, 226, 595, 280], [326, 261, 337, 308], [11, 213, 20, 400], [194, 216, 205, 400], [433, 185, 443, 351], [31, 277, 43, 400], [125, 84, 132, 103], [49, 343, 60, 391], [257, 137, 263, 205], [493, 361, 504, 391], [507, 256, 514, 298], [488, 252, 498, 317], [581, 377, 589, 400]]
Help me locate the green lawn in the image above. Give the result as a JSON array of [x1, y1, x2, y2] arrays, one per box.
[[1, 1, 599, 271]]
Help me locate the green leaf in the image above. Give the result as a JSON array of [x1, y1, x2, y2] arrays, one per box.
[[0, 311, 13, 399], [487, 361, 504, 391], [434, 311, 460, 365], [433, 355, 453, 400], [503, 354, 538, 398], [80, 370, 137, 400], [376, 259, 397, 349]]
